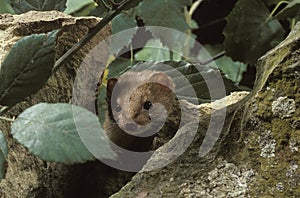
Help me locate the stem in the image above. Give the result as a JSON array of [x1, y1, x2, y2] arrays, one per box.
[[169, 50, 174, 61], [101, 0, 112, 9], [53, 0, 131, 71], [0, 106, 10, 116], [183, 0, 204, 59], [198, 18, 225, 29], [189, 0, 203, 16], [236, 62, 241, 82], [269, 1, 290, 18], [130, 43, 134, 63], [0, 116, 14, 122], [291, 18, 296, 30], [200, 51, 225, 65]]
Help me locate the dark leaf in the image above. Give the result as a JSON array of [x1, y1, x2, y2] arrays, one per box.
[[223, 0, 285, 64], [0, 31, 58, 106], [10, 0, 66, 14], [274, 0, 300, 19]]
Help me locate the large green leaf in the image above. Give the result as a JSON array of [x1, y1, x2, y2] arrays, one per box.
[[223, 0, 285, 64], [0, 0, 15, 14], [274, 0, 300, 19], [137, 0, 189, 49], [11, 103, 116, 164], [0, 130, 8, 180], [10, 0, 66, 14], [0, 31, 57, 106], [137, 0, 190, 32]]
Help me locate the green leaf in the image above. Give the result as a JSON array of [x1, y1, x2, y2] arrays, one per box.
[[200, 45, 247, 83], [112, 11, 137, 34], [0, 130, 8, 180], [135, 39, 182, 62], [274, 0, 300, 19], [137, 0, 189, 48], [0, 31, 58, 106], [223, 0, 285, 64], [106, 57, 138, 80], [0, 0, 15, 14], [11, 103, 116, 164], [64, 0, 94, 14], [111, 11, 137, 55], [137, 0, 189, 32], [10, 0, 66, 14], [89, 2, 109, 18], [94, 0, 143, 11]]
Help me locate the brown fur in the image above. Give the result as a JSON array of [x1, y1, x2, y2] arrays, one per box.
[[104, 70, 180, 151]]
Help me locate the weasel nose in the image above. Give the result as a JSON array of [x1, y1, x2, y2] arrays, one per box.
[[124, 123, 137, 131]]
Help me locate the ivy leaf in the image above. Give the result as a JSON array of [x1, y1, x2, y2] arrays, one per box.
[[274, 0, 300, 19], [223, 0, 285, 64], [138, 0, 189, 49], [0, 130, 8, 180], [10, 0, 66, 14], [0, 31, 57, 106], [111, 11, 137, 55], [11, 103, 116, 164]]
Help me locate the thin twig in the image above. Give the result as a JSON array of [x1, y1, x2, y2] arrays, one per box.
[[200, 51, 225, 65], [0, 116, 14, 122], [53, 0, 131, 71]]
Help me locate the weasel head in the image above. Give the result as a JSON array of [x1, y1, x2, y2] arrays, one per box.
[[106, 70, 176, 136]]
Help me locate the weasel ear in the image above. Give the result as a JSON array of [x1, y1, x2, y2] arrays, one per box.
[[106, 78, 118, 99], [149, 72, 175, 90]]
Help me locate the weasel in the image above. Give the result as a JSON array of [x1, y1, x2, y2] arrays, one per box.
[[103, 70, 181, 152]]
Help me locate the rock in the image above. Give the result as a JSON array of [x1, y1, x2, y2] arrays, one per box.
[[110, 22, 300, 197]]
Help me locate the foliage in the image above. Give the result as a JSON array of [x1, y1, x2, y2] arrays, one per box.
[[0, 31, 57, 106], [223, 0, 285, 64], [9, 0, 66, 14], [0, 0, 14, 14], [273, 0, 300, 19], [0, 0, 299, 182], [11, 103, 116, 164]]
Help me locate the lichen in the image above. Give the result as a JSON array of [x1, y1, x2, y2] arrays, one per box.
[[272, 96, 296, 119]]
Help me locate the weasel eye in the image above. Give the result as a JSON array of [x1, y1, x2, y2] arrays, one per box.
[[143, 101, 152, 110], [115, 104, 122, 112]]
